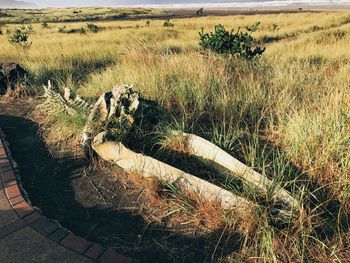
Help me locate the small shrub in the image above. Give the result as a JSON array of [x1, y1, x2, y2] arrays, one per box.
[[58, 26, 66, 33], [27, 25, 34, 32], [72, 27, 86, 34], [9, 29, 30, 48], [87, 23, 102, 33], [270, 23, 279, 32], [246, 21, 261, 32], [145, 20, 150, 26], [163, 19, 174, 27], [58, 27, 86, 34], [42, 22, 49, 28], [199, 24, 265, 59]]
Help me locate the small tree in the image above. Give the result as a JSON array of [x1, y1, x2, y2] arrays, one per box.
[[199, 24, 265, 59], [87, 23, 102, 33], [27, 25, 34, 32], [163, 19, 174, 27], [270, 23, 279, 32], [9, 29, 31, 48], [42, 22, 49, 29], [246, 22, 261, 32]]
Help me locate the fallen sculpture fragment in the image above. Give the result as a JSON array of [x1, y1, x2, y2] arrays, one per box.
[[169, 131, 300, 216], [92, 132, 254, 212], [41, 82, 301, 220]]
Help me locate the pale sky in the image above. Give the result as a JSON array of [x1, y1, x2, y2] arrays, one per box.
[[12, 0, 254, 7], [5, 0, 350, 8], [26, 0, 226, 6]]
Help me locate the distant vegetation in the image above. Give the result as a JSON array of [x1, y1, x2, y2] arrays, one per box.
[[163, 19, 174, 27], [8, 28, 30, 47], [0, 7, 167, 24], [199, 24, 265, 59]]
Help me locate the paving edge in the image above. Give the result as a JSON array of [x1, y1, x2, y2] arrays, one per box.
[[0, 128, 134, 263]]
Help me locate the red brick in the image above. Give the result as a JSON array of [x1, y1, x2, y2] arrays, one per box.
[[85, 243, 106, 260], [0, 148, 5, 156], [61, 233, 91, 254], [30, 217, 59, 236], [3, 179, 16, 188], [48, 228, 69, 242], [13, 201, 34, 218], [0, 219, 25, 239], [1, 170, 16, 183], [0, 159, 11, 169], [9, 195, 24, 206], [0, 158, 9, 163], [99, 249, 133, 263], [5, 184, 21, 199], [24, 212, 42, 224]]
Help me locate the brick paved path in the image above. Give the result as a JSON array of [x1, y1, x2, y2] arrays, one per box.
[[0, 129, 133, 263]]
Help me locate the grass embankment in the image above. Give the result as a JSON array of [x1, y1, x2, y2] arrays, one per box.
[[0, 7, 166, 24], [2, 10, 350, 262]]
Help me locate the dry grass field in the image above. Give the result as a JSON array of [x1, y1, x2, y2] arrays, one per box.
[[2, 9, 350, 262]]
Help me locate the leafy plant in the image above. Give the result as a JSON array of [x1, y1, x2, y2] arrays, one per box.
[[42, 22, 49, 28], [87, 23, 102, 33], [58, 26, 86, 34], [270, 23, 279, 32], [9, 29, 31, 48], [163, 19, 174, 27], [58, 26, 66, 33], [246, 21, 261, 32], [199, 24, 266, 59], [27, 25, 34, 32]]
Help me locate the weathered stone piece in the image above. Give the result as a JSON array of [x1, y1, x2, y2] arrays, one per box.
[[92, 132, 254, 213], [170, 131, 300, 217], [40, 82, 300, 219]]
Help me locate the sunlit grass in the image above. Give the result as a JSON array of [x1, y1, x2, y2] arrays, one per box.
[[2, 10, 350, 261]]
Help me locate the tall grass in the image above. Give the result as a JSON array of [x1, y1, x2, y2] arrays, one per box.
[[3, 10, 350, 261]]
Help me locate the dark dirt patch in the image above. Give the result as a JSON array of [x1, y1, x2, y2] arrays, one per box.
[[0, 98, 240, 263]]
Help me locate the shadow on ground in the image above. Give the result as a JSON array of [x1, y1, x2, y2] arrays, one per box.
[[0, 103, 242, 262], [1, 98, 349, 262]]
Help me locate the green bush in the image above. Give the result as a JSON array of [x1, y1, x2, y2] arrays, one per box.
[[163, 19, 174, 27], [42, 22, 49, 28], [246, 21, 261, 32], [270, 23, 279, 32], [87, 23, 102, 33], [58, 26, 66, 33], [58, 26, 86, 34], [199, 24, 266, 59], [9, 29, 30, 47]]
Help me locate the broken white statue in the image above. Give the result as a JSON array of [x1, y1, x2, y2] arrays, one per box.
[[169, 131, 300, 212], [92, 131, 254, 213], [40, 82, 300, 219]]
